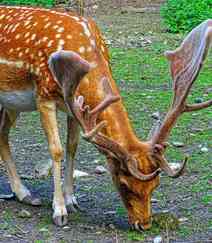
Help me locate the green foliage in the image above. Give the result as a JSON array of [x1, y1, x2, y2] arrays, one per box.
[[161, 0, 212, 33], [0, 0, 54, 7]]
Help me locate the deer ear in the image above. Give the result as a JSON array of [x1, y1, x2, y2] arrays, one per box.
[[48, 50, 90, 100]]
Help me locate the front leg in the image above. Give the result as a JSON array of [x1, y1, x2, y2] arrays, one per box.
[[38, 99, 68, 226], [64, 116, 80, 212]]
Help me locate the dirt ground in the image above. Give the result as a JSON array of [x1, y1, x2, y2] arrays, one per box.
[[0, 2, 211, 243]]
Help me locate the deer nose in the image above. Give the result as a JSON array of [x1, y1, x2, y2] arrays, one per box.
[[133, 220, 152, 231]]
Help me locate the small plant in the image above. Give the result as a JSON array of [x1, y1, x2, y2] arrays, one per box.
[[161, 0, 212, 33], [0, 0, 54, 7]]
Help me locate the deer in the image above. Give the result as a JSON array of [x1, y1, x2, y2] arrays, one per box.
[[0, 6, 211, 230]]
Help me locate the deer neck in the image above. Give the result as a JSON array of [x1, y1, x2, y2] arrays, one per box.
[[77, 74, 140, 151]]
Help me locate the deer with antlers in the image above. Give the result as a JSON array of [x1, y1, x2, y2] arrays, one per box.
[[0, 5, 211, 229]]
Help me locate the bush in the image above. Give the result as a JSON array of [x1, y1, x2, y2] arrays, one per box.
[[161, 0, 212, 33], [0, 0, 55, 7]]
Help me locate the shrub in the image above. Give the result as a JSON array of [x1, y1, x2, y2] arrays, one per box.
[[161, 0, 212, 33], [0, 0, 55, 7]]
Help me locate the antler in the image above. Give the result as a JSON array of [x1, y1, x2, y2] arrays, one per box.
[[150, 20, 212, 177], [72, 77, 160, 181]]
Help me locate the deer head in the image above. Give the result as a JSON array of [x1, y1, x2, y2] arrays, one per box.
[[72, 19, 212, 230]]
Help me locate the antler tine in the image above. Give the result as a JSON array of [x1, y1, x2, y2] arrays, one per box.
[[184, 100, 212, 112], [153, 153, 188, 178], [83, 121, 107, 140], [90, 77, 120, 117], [128, 158, 161, 181]]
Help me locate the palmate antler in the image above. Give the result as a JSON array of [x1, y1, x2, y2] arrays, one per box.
[[72, 78, 160, 181], [150, 20, 212, 177]]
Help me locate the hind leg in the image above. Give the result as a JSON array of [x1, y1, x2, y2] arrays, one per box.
[[63, 116, 80, 212], [0, 109, 41, 205]]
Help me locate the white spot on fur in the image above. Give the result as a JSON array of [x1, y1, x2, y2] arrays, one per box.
[[24, 20, 31, 26], [35, 40, 41, 46], [38, 51, 42, 57], [53, 25, 59, 29], [35, 67, 40, 75], [71, 16, 80, 21], [11, 23, 19, 32], [57, 39, 65, 50], [3, 24, 8, 30], [26, 25, 32, 29], [79, 46, 85, 53], [0, 14, 5, 20], [47, 40, 54, 47], [56, 34, 61, 39], [40, 63, 46, 68], [90, 61, 98, 68], [0, 57, 24, 68], [87, 46, 92, 52], [44, 22, 51, 29], [80, 22, 91, 37], [15, 34, 21, 40], [67, 35, 72, 39], [26, 63, 30, 69], [57, 27, 64, 33], [31, 34, 36, 40], [27, 16, 33, 20], [24, 32, 30, 38], [42, 36, 48, 42]]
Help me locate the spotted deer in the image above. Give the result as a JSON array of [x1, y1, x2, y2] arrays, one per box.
[[0, 6, 211, 229]]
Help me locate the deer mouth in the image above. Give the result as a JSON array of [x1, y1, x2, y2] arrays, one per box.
[[133, 219, 152, 231]]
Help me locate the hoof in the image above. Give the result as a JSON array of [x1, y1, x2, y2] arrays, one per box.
[[65, 195, 84, 213], [66, 201, 83, 213], [22, 195, 42, 206], [53, 215, 68, 226]]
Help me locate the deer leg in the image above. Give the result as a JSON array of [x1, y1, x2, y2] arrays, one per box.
[[64, 116, 80, 212], [38, 100, 68, 226], [0, 109, 41, 205]]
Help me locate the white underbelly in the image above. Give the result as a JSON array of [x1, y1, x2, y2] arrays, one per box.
[[0, 89, 37, 111]]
